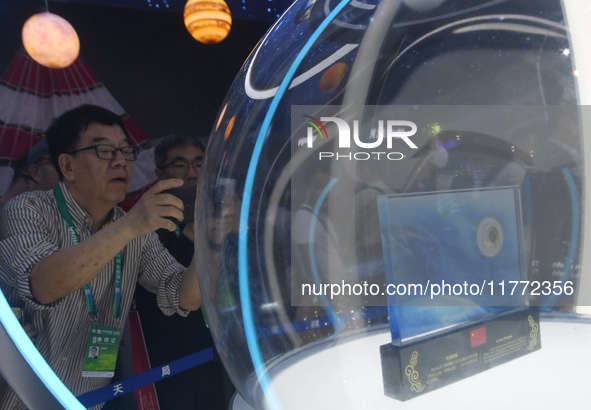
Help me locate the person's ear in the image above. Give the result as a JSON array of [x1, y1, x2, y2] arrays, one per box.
[[58, 154, 75, 182], [155, 168, 164, 180]]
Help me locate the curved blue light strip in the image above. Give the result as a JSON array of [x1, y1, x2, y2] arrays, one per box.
[[0, 291, 84, 409], [539, 167, 580, 309], [550, 167, 580, 306], [308, 177, 346, 332], [238, 1, 351, 407], [561, 167, 580, 279]]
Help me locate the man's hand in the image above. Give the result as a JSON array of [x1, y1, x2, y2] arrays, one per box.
[[121, 179, 185, 237]]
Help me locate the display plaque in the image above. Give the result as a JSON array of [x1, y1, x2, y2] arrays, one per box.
[[380, 307, 541, 401], [377, 187, 541, 399]]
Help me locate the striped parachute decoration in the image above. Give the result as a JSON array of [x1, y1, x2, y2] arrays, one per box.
[[0, 48, 148, 161]]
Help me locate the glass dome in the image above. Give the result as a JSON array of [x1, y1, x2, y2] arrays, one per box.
[[195, 0, 591, 408]]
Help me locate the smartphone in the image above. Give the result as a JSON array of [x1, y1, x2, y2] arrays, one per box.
[[162, 187, 196, 223]]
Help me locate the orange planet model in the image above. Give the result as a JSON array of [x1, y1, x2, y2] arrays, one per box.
[[319, 62, 349, 92]]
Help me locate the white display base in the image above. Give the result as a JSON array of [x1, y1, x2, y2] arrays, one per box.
[[231, 318, 591, 409]]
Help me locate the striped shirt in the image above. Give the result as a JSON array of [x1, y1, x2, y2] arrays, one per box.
[[0, 183, 188, 409]]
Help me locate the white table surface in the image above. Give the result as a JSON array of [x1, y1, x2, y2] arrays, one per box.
[[231, 318, 591, 409]]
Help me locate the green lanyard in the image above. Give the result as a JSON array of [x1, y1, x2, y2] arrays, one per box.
[[54, 185, 123, 322]]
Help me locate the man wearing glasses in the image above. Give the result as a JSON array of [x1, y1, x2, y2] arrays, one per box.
[[153, 134, 203, 240], [0, 104, 201, 409], [155, 134, 203, 188]]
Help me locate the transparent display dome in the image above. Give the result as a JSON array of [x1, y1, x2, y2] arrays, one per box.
[[194, 0, 591, 408]]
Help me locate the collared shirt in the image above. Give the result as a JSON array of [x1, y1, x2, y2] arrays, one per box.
[[0, 182, 188, 409]]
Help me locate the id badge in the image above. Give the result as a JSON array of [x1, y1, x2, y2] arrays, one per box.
[[82, 325, 122, 377]]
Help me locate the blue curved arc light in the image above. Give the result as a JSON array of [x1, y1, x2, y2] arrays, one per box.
[[0, 292, 85, 409], [534, 167, 580, 310], [547, 167, 580, 306], [238, 1, 351, 408]]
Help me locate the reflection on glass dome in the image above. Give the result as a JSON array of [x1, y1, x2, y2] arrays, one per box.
[[195, 0, 586, 408]]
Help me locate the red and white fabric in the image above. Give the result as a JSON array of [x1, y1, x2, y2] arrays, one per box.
[[0, 48, 148, 161]]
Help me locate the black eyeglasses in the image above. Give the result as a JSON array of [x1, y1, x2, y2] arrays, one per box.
[[160, 159, 202, 173], [67, 145, 138, 161]]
